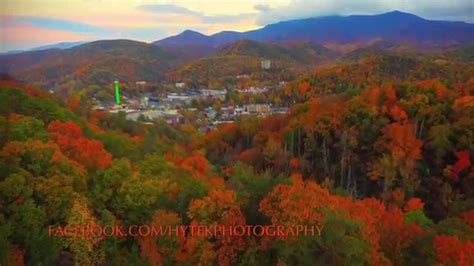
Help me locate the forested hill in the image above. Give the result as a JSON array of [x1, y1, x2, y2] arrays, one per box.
[[0, 40, 188, 92], [1, 52, 473, 264]]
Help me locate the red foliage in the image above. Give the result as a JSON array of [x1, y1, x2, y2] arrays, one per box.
[[390, 189, 405, 207], [235, 149, 260, 165], [298, 81, 310, 94], [9, 246, 24, 266], [379, 207, 424, 263], [389, 105, 408, 121], [48, 120, 83, 139], [434, 235, 474, 266], [180, 155, 209, 177], [289, 157, 299, 170], [460, 210, 474, 228], [0, 80, 44, 98], [68, 95, 80, 111], [450, 150, 471, 181], [404, 198, 424, 212], [47, 120, 112, 170]]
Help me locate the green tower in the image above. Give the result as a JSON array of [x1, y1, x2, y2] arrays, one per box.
[[114, 80, 121, 105]]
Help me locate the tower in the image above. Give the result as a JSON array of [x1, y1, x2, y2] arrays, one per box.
[[114, 80, 121, 105]]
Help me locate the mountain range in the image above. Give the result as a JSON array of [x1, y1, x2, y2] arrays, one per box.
[[155, 11, 474, 49], [0, 10, 473, 91]]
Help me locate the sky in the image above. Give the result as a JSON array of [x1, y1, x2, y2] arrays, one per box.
[[1, 0, 473, 52]]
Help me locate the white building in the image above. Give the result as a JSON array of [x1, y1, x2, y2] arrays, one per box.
[[175, 82, 186, 89], [261, 59, 271, 70]]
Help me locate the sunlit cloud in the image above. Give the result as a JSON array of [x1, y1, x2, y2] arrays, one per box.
[[254, 4, 273, 12], [137, 4, 257, 24], [0, 0, 472, 52], [3, 15, 103, 33], [0, 23, 86, 51]]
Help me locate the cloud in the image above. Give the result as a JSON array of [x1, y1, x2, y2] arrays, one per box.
[[137, 4, 256, 24], [2, 15, 104, 34], [254, 0, 474, 25], [254, 4, 272, 12], [0, 23, 86, 52], [137, 4, 198, 15]]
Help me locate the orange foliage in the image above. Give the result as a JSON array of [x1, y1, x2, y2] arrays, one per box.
[[298, 81, 310, 94], [453, 95, 474, 109], [139, 209, 182, 266], [139, 235, 162, 266], [389, 105, 408, 121], [363, 86, 382, 108], [180, 155, 209, 177], [85, 120, 105, 135], [68, 95, 80, 111], [259, 176, 425, 264], [131, 134, 144, 142], [384, 84, 397, 103], [416, 80, 448, 99], [208, 176, 226, 189], [380, 123, 422, 161], [187, 189, 246, 266], [8, 113, 24, 121]]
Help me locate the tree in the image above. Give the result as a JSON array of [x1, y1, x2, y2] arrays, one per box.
[[434, 235, 474, 265], [47, 120, 112, 170], [186, 189, 247, 266]]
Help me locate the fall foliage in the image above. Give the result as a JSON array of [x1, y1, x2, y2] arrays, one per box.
[[1, 48, 473, 265]]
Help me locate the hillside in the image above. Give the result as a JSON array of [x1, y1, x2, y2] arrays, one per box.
[[0, 40, 189, 93], [2, 54, 474, 264], [167, 40, 338, 88]]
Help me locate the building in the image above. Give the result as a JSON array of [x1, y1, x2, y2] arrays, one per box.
[[261, 59, 271, 70], [247, 104, 271, 115], [237, 86, 269, 94], [199, 89, 227, 101], [175, 82, 186, 89], [140, 97, 149, 108]]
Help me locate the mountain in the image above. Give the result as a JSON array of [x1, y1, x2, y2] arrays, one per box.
[[218, 40, 337, 63], [29, 41, 86, 51], [166, 40, 337, 88], [153, 11, 474, 49], [1, 41, 86, 55], [0, 39, 190, 92], [157, 30, 213, 47]]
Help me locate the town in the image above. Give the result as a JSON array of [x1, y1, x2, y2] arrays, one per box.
[[93, 78, 289, 132]]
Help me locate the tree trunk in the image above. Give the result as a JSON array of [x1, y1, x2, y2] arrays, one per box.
[[323, 138, 329, 177], [418, 117, 425, 139]]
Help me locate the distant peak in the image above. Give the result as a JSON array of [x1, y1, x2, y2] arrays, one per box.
[[382, 10, 418, 17], [388, 10, 407, 14], [181, 30, 206, 36]]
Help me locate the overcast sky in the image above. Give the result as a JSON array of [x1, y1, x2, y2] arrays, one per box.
[[1, 0, 473, 52]]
